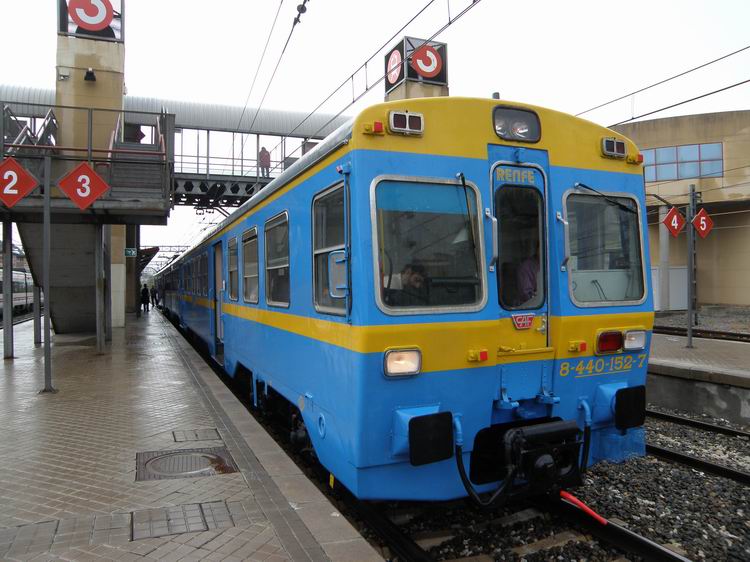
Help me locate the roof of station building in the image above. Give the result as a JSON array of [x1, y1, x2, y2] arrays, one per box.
[[0, 84, 349, 138]]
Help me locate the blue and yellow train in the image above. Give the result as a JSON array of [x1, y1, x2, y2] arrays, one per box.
[[156, 96, 652, 505]]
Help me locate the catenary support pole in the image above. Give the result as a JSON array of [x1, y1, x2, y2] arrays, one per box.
[[686, 184, 696, 349], [41, 156, 55, 393], [33, 285, 41, 345], [95, 224, 104, 353], [3, 219, 13, 358]]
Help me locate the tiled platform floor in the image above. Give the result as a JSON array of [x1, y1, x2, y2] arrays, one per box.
[[0, 313, 381, 561], [649, 333, 750, 389]]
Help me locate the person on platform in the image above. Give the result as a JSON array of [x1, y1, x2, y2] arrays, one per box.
[[150, 286, 159, 308], [259, 146, 271, 178], [141, 283, 150, 313]]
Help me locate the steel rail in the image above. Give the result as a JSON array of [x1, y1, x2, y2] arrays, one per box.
[[0, 312, 36, 330], [647, 444, 750, 485], [652, 325, 750, 343], [347, 499, 432, 562], [542, 496, 691, 562], [646, 409, 750, 439]]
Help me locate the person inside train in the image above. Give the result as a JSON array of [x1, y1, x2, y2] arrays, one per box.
[[390, 263, 429, 306]]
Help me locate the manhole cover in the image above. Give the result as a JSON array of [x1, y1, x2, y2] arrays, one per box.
[[136, 447, 238, 481]]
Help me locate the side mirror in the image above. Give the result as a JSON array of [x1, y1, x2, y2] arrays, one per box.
[[327, 250, 348, 299]]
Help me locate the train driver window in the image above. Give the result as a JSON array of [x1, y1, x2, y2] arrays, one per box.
[[228, 237, 239, 301], [565, 193, 644, 304], [313, 185, 345, 314], [375, 179, 483, 311], [496, 186, 545, 310], [242, 229, 259, 304], [265, 213, 290, 307]]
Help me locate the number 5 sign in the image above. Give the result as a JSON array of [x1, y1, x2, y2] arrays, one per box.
[[0, 158, 39, 208], [58, 162, 110, 210]]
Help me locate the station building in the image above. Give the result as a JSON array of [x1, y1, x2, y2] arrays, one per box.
[[613, 110, 750, 309]]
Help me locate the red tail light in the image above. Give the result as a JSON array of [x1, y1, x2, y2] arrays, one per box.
[[597, 331, 623, 354]]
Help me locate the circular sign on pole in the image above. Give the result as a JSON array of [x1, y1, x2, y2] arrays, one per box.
[[58, 162, 110, 210], [662, 206, 686, 238], [386, 49, 403, 85], [68, 0, 114, 32], [0, 157, 39, 208], [692, 208, 714, 239], [410, 44, 443, 79]]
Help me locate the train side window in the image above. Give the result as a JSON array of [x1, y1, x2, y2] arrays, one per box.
[[228, 237, 239, 301], [265, 212, 290, 307], [242, 228, 259, 304], [186, 262, 193, 294], [496, 186, 545, 310], [313, 185, 345, 314], [201, 254, 208, 296]]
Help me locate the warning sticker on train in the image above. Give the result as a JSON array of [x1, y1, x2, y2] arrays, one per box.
[[411, 45, 443, 78], [0, 158, 39, 208]]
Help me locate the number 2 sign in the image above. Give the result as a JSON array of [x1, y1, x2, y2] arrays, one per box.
[[58, 162, 110, 210], [0, 158, 39, 208]]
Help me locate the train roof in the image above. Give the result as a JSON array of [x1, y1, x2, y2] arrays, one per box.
[[156, 97, 639, 276]]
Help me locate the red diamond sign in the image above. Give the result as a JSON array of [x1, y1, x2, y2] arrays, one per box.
[[692, 208, 714, 239], [0, 157, 39, 208], [58, 162, 110, 210], [662, 206, 686, 238]]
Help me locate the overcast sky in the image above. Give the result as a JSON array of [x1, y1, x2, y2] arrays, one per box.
[[3, 0, 749, 261]]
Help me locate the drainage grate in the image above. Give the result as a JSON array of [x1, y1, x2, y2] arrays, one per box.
[[135, 447, 238, 481], [172, 428, 221, 442]]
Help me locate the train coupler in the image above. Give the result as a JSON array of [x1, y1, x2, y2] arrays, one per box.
[[503, 419, 583, 494]]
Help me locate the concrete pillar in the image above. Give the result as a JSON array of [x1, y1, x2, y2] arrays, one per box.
[[125, 225, 138, 313], [658, 205, 670, 312], [110, 225, 126, 326]]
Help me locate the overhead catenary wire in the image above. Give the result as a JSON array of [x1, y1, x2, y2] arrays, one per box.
[[576, 44, 750, 117], [264, 0, 485, 176], [234, 0, 285, 133], [609, 77, 750, 127]]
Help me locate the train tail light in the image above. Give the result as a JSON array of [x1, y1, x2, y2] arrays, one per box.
[[596, 331, 623, 354], [389, 111, 424, 135], [624, 330, 646, 351]]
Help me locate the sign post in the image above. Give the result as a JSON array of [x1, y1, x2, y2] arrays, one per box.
[[0, 156, 40, 358], [41, 156, 56, 393], [686, 185, 697, 348]]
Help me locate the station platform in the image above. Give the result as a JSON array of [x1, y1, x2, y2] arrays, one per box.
[[648, 333, 750, 425], [0, 314, 381, 562]]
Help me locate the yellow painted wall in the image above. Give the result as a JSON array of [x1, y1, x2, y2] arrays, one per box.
[[616, 111, 750, 306]]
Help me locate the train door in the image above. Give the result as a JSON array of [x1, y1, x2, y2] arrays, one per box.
[[213, 241, 224, 358], [491, 160, 555, 406]]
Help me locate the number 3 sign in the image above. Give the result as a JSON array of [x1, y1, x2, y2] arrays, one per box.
[[68, 0, 114, 32], [58, 163, 110, 210]]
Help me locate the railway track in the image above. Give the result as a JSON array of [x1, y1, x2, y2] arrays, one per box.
[[170, 312, 700, 561], [646, 408, 750, 485], [0, 312, 36, 329], [652, 325, 750, 343]]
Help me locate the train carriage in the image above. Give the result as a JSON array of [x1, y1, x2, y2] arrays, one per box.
[[156, 96, 652, 504]]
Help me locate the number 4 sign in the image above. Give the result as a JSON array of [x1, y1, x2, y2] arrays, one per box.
[[662, 206, 686, 238], [58, 162, 110, 210]]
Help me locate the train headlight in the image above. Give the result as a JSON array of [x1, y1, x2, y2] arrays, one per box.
[[624, 330, 647, 351], [493, 107, 541, 143], [384, 349, 421, 377]]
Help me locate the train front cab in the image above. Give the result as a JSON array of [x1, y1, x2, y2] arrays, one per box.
[[344, 99, 652, 503]]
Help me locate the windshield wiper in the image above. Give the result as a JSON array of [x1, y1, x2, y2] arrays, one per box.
[[574, 182, 637, 214]]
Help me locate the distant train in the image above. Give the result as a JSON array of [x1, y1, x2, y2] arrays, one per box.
[[0, 269, 39, 317], [156, 96, 652, 505]]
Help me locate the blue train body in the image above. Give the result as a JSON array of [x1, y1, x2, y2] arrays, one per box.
[[157, 98, 653, 503]]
